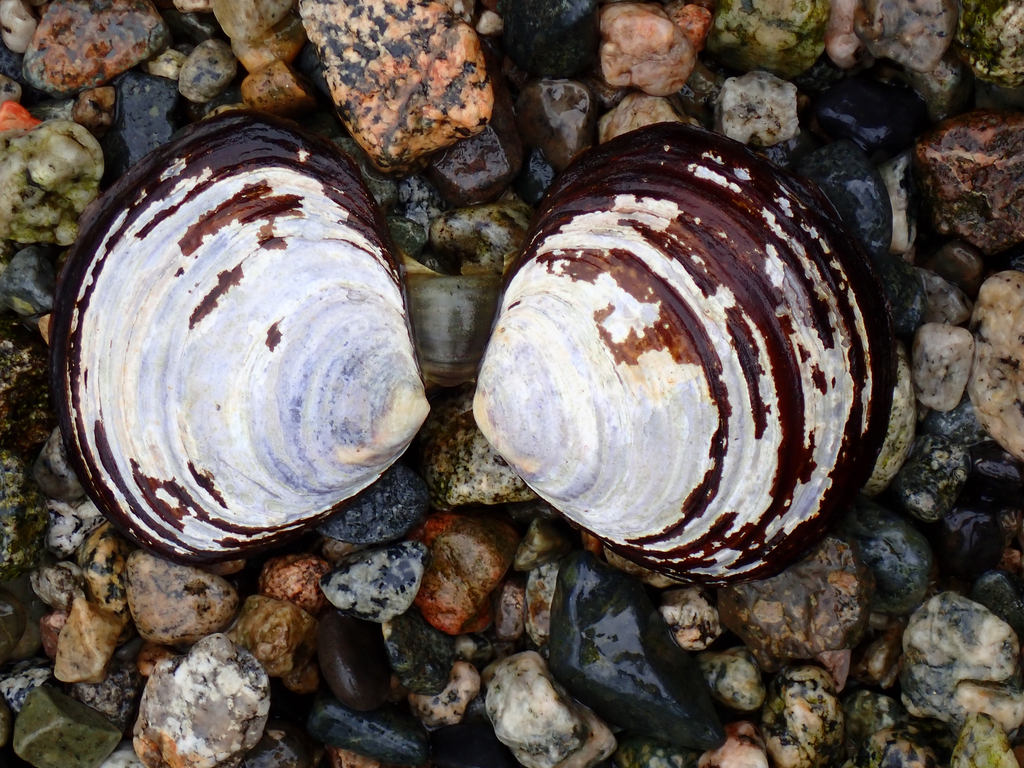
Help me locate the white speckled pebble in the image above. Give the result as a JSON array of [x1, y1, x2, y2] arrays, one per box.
[[918, 267, 974, 325], [715, 71, 799, 147], [98, 741, 145, 768], [320, 540, 427, 623], [45, 498, 104, 558], [912, 322, 975, 412], [660, 588, 722, 651], [409, 660, 480, 727]]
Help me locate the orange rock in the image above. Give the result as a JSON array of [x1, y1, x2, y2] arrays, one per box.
[[136, 641, 177, 676], [241, 59, 317, 117], [0, 101, 40, 131], [665, 1, 713, 52], [259, 552, 331, 615]]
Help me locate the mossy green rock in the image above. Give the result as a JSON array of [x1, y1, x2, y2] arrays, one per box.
[[0, 450, 48, 582], [0, 315, 56, 461], [706, 0, 829, 79], [613, 734, 699, 768], [951, 714, 1017, 768], [956, 0, 1024, 87], [548, 551, 724, 751], [13, 686, 120, 768]]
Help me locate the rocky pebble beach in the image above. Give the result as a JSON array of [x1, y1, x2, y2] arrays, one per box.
[[0, 0, 1022, 766]]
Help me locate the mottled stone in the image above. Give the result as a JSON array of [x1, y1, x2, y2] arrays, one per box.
[[32, 427, 84, 502], [951, 713, 1017, 768], [494, 577, 525, 642], [408, 659, 480, 727], [913, 323, 975, 412], [22, 0, 167, 96], [864, 342, 916, 496], [514, 79, 595, 172], [227, 595, 318, 678], [598, 91, 686, 143], [525, 560, 558, 647], [412, 512, 519, 635], [210, 0, 291, 41], [706, 0, 829, 78], [0, 119, 103, 246], [429, 200, 533, 275], [854, 0, 956, 73], [0, 658, 53, 713], [240, 59, 317, 117], [968, 272, 1024, 461], [145, 49, 186, 80], [891, 435, 970, 522], [125, 550, 239, 646], [879, 152, 917, 255], [54, 596, 124, 684], [258, 553, 330, 615], [955, 0, 1024, 87], [45, 499, 103, 558], [300, 0, 493, 173], [599, 3, 694, 97], [697, 647, 766, 713], [39, 610, 66, 659], [715, 71, 798, 147], [320, 541, 426, 624], [0, 451, 47, 583], [134, 634, 270, 768], [614, 734, 699, 768], [241, 720, 317, 768], [698, 722, 768, 768], [317, 611, 392, 711], [499, 0, 598, 77], [901, 592, 1024, 732], [916, 111, 1024, 255], [550, 552, 723, 751], [69, 658, 143, 734], [970, 570, 1024, 642], [718, 536, 873, 672], [850, 726, 939, 768], [177, 38, 236, 103], [77, 522, 131, 624], [918, 268, 973, 326], [0, 245, 54, 318], [486, 651, 617, 768], [99, 70, 181, 183], [760, 666, 843, 768], [660, 588, 721, 652], [843, 689, 904, 756], [382, 608, 456, 695], [231, 12, 306, 73], [903, 51, 975, 123], [318, 463, 429, 545], [13, 686, 120, 768]]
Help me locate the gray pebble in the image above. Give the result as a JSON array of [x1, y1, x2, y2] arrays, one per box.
[[32, 426, 85, 502], [320, 541, 428, 623], [178, 39, 237, 103], [317, 463, 428, 545], [0, 245, 54, 317]]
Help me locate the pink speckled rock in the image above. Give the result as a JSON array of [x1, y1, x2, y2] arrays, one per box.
[[259, 553, 331, 615]]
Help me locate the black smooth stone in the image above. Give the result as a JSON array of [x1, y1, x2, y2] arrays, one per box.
[[548, 551, 724, 751], [100, 71, 183, 184], [431, 722, 520, 768], [317, 611, 391, 712], [966, 441, 1024, 504], [306, 694, 429, 766], [970, 570, 1024, 641], [499, 0, 598, 77], [514, 146, 557, 206], [932, 502, 1004, 579], [382, 609, 455, 695], [815, 78, 929, 155], [318, 463, 429, 545]]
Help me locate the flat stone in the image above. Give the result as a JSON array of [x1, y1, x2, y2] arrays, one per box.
[[13, 686, 120, 768], [227, 595, 318, 678], [599, 3, 694, 97], [0, 450, 48, 583], [854, 0, 956, 73], [760, 666, 843, 768], [706, 0, 829, 78], [22, 0, 168, 97], [716, 71, 798, 147], [955, 0, 1024, 87], [54, 596, 124, 684], [125, 550, 239, 645], [306, 694, 429, 766], [696, 647, 766, 713], [318, 463, 428, 545], [134, 633, 270, 768], [317, 611, 391, 711], [300, 0, 493, 173], [321, 541, 428, 623], [408, 659, 480, 728], [382, 608, 456, 695]]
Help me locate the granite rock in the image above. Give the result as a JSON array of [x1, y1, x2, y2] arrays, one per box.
[[706, 0, 829, 78], [258, 553, 330, 615], [955, 0, 1024, 87], [227, 595, 318, 678], [760, 666, 844, 768], [321, 541, 428, 623], [854, 0, 957, 73], [715, 71, 798, 147], [890, 435, 970, 522], [408, 659, 480, 727], [599, 3, 695, 97], [32, 427, 84, 502], [697, 647, 766, 713], [698, 722, 768, 768], [317, 463, 428, 545], [660, 588, 722, 652]]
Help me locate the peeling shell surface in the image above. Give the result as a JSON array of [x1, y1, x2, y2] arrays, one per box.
[[51, 112, 430, 562], [474, 122, 895, 582]]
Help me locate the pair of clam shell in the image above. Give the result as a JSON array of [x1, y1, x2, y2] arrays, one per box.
[[52, 113, 894, 582]]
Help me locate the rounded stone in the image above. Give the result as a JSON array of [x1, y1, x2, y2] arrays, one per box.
[[177, 39, 238, 103], [317, 610, 391, 712], [320, 541, 428, 623], [760, 666, 843, 768], [890, 435, 970, 522]]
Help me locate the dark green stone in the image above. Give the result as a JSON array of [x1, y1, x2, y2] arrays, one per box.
[[12, 687, 120, 768], [0, 451, 48, 583], [970, 570, 1024, 641], [382, 609, 455, 695], [548, 551, 724, 751], [0, 316, 56, 461], [499, 0, 598, 77], [920, 395, 987, 445], [613, 735, 700, 768], [0, 587, 26, 666], [890, 435, 970, 522], [387, 216, 427, 260], [838, 498, 932, 615], [852, 725, 939, 768], [306, 694, 428, 765]]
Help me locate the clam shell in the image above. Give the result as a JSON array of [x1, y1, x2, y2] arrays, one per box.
[[51, 113, 429, 561], [474, 123, 895, 582]]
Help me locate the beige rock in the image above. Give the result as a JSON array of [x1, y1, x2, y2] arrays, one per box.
[[54, 596, 125, 684], [211, 0, 292, 41], [599, 3, 695, 97], [241, 59, 316, 117], [78, 522, 132, 624], [0, 0, 35, 54], [226, 594, 318, 678], [918, 267, 973, 325], [825, 0, 866, 68], [135, 642, 177, 677], [146, 49, 187, 80], [409, 660, 480, 727], [660, 587, 722, 651], [715, 71, 798, 147], [173, 0, 211, 11], [912, 323, 975, 412], [476, 9, 502, 35], [525, 561, 559, 647], [231, 12, 306, 72], [598, 91, 687, 143]]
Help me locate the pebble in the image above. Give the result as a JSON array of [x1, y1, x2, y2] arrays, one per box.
[[144, 48, 185, 80], [77, 522, 131, 624], [815, 78, 928, 154], [40, 610, 65, 658], [917, 268, 973, 326], [916, 112, 1024, 255], [382, 608, 456, 695], [706, 0, 829, 78], [696, 647, 766, 713], [0, 119, 103, 246], [241, 720, 318, 768], [69, 657, 142, 734], [0, 696, 8, 747], [177, 38, 236, 103], [659, 588, 721, 652], [919, 241, 984, 299], [454, 633, 493, 667], [903, 51, 975, 123], [718, 535, 872, 672], [13, 686, 120, 768], [494, 577, 526, 641], [318, 463, 429, 545], [549, 551, 723, 750], [54, 596, 124, 683], [125, 550, 239, 645], [614, 734, 699, 768], [499, 0, 597, 77], [967, 441, 1024, 504], [920, 393, 987, 445], [408, 659, 480, 727], [0, 71, 19, 104], [956, 0, 1024, 87], [843, 689, 904, 756], [855, 0, 956, 73], [890, 435, 970, 522], [45, 498, 103, 558], [912, 322, 975, 412], [698, 722, 768, 768], [231, 12, 306, 73], [0, 245, 54, 318], [968, 272, 1024, 461], [525, 560, 558, 647], [428, 200, 533, 274], [851, 726, 939, 768], [227, 595, 318, 679], [0, 586, 24, 662], [317, 611, 391, 711], [211, 0, 291, 42], [240, 59, 317, 117], [97, 741, 145, 768], [715, 71, 798, 147], [514, 78, 596, 172], [0, 0, 35, 54], [514, 519, 572, 572], [431, 720, 521, 768], [0, 316, 55, 463], [0, 450, 48, 583], [598, 91, 686, 143], [388, 215, 427, 259], [486, 650, 617, 768], [933, 501, 1005, 578], [599, 3, 694, 97], [412, 512, 519, 635], [32, 427, 84, 502], [760, 666, 843, 768], [258, 553, 330, 615], [300, 0, 493, 173], [134, 633, 270, 768], [901, 592, 1024, 732], [307, 695, 429, 765], [161, 8, 220, 45], [879, 152, 917, 255], [951, 713, 1018, 768], [825, 0, 864, 69], [99, 70, 182, 183], [0, 658, 52, 713], [320, 541, 427, 623]]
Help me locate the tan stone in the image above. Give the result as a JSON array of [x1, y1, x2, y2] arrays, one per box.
[[227, 595, 318, 677], [136, 641, 177, 677], [258, 553, 330, 615], [598, 91, 687, 143], [54, 596, 125, 683], [241, 59, 317, 117], [599, 3, 695, 97], [232, 12, 306, 72]]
